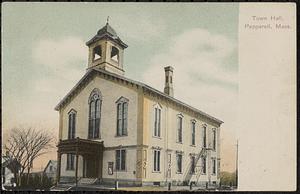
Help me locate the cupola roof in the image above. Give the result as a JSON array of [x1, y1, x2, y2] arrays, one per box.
[[97, 22, 118, 37], [86, 22, 128, 48]]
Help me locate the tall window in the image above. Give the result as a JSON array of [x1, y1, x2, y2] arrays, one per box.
[[154, 107, 161, 137], [190, 156, 196, 174], [176, 154, 182, 173], [191, 121, 196, 145], [212, 158, 216, 175], [202, 156, 206, 174], [203, 126, 207, 148], [177, 115, 183, 143], [88, 89, 102, 139], [68, 110, 76, 139], [66, 154, 75, 170], [153, 150, 160, 172], [212, 129, 217, 150], [116, 97, 128, 136], [116, 149, 126, 171]]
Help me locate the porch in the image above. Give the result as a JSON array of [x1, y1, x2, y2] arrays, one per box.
[[56, 137, 104, 186]]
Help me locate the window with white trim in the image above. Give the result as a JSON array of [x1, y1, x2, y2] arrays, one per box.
[[203, 125, 207, 148], [154, 106, 161, 137], [190, 156, 196, 174], [176, 153, 182, 173], [212, 158, 216, 175], [153, 150, 160, 172], [88, 89, 102, 139], [191, 121, 196, 145], [116, 149, 126, 171], [212, 129, 217, 150], [68, 110, 76, 139], [116, 97, 129, 136], [177, 115, 183, 143]]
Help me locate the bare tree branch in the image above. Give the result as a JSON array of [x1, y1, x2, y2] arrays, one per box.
[[4, 127, 54, 186]]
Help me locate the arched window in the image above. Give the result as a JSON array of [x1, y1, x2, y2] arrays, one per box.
[[116, 96, 129, 136], [191, 120, 196, 146], [177, 114, 184, 143], [111, 46, 119, 62], [88, 89, 102, 139], [153, 103, 162, 138], [202, 124, 207, 148], [93, 45, 102, 61], [68, 109, 76, 139]]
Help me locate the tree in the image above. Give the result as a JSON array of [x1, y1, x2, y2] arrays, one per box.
[[4, 127, 54, 187]]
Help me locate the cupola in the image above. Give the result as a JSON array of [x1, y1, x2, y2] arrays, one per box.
[[86, 19, 128, 76]]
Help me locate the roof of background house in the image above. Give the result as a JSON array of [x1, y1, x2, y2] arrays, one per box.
[[55, 68, 223, 125], [43, 160, 57, 173]]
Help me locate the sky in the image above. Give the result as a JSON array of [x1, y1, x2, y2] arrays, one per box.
[[2, 3, 238, 172]]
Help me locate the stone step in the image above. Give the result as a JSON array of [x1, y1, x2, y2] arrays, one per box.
[[78, 178, 98, 185], [50, 184, 73, 191]]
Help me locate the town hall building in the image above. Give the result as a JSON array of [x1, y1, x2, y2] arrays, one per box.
[[55, 21, 223, 187]]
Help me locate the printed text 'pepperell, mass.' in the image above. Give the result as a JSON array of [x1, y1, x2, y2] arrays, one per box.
[[244, 15, 291, 30]]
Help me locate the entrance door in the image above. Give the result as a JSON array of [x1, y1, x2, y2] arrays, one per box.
[[84, 156, 98, 178]]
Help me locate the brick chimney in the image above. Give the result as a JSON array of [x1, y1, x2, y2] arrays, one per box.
[[164, 66, 174, 97]]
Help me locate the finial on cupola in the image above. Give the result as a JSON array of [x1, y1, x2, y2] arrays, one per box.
[[106, 16, 110, 24]]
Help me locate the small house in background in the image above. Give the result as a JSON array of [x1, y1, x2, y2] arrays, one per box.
[[43, 160, 57, 183]]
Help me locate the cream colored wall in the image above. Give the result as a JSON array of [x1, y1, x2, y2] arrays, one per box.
[[102, 148, 137, 180], [59, 75, 138, 178], [58, 73, 221, 183], [60, 154, 84, 177], [143, 95, 221, 183], [60, 75, 138, 145]]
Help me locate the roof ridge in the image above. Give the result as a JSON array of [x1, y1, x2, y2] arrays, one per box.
[[55, 68, 223, 125]]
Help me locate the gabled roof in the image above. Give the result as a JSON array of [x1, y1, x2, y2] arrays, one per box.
[[54, 68, 223, 125], [43, 160, 57, 173]]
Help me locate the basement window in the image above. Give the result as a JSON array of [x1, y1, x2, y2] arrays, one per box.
[[93, 46, 102, 61], [111, 46, 119, 62]]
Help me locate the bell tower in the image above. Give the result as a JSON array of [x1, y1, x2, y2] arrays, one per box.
[[86, 19, 128, 76]]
